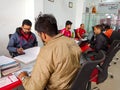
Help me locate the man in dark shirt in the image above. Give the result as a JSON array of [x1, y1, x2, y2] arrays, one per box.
[[93, 25, 108, 52]]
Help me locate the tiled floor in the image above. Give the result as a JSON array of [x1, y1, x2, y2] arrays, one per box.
[[92, 50, 120, 90]]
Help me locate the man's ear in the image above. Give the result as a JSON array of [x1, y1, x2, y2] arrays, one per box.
[[43, 33, 47, 39], [41, 32, 47, 41], [41, 32, 45, 40]]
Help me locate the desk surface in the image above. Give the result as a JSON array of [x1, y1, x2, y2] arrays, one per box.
[[0, 59, 36, 90]]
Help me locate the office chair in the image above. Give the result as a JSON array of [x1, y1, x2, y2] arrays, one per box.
[[100, 40, 120, 79], [72, 41, 120, 90], [111, 40, 120, 64], [84, 40, 120, 79], [90, 40, 120, 83], [90, 40, 120, 90], [8, 34, 16, 57], [71, 50, 105, 90]]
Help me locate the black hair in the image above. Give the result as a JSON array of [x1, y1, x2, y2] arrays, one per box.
[[65, 20, 72, 27], [100, 23, 106, 31], [105, 24, 111, 31], [35, 14, 58, 37], [22, 19, 32, 26], [94, 25, 102, 31], [80, 24, 84, 26]]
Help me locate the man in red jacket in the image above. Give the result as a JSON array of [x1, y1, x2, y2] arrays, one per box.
[[76, 24, 86, 39]]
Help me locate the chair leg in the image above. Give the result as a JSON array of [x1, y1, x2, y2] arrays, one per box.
[[87, 82, 91, 90]]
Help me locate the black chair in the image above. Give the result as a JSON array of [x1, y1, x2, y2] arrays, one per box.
[[87, 40, 120, 85], [97, 40, 120, 82], [8, 34, 16, 57], [9, 34, 13, 39], [71, 50, 105, 90]]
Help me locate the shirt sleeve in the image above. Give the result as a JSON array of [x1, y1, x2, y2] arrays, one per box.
[[60, 30, 65, 35], [22, 47, 54, 90]]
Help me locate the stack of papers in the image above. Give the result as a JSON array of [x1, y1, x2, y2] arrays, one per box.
[[0, 56, 20, 76], [14, 47, 40, 64]]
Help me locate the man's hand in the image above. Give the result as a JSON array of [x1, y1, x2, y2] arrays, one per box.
[[17, 48, 25, 54], [18, 71, 28, 80]]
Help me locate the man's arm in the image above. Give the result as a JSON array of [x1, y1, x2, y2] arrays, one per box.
[[76, 29, 82, 39], [77, 32, 82, 39], [95, 35, 104, 52], [18, 48, 54, 90]]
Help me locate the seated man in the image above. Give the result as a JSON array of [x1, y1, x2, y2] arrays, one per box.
[[60, 20, 72, 37], [18, 14, 81, 90], [104, 25, 120, 44], [92, 25, 109, 52], [75, 24, 86, 39], [7, 19, 38, 57]]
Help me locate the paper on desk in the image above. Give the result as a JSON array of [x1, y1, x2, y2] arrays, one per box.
[[0, 56, 16, 66], [81, 38, 87, 41], [75, 40, 80, 44], [0, 74, 18, 88], [14, 47, 40, 64], [14, 65, 33, 77]]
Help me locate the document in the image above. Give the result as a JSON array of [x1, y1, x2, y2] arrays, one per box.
[[0, 56, 16, 66], [81, 38, 87, 41], [75, 40, 80, 44], [14, 47, 40, 64], [0, 74, 18, 88], [14, 65, 33, 76]]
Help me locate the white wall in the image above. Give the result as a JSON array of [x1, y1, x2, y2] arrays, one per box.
[[34, 0, 44, 17], [34, 0, 44, 47], [75, 0, 84, 28], [44, 0, 77, 30], [0, 0, 44, 56], [0, 0, 26, 56]]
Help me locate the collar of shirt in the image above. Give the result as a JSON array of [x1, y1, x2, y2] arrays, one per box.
[[45, 33, 63, 45]]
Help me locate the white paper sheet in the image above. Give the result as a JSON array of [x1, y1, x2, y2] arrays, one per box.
[[14, 47, 40, 64], [81, 38, 87, 41], [0, 56, 16, 66], [75, 40, 80, 44]]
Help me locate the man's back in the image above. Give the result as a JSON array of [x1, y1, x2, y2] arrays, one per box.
[[95, 33, 108, 52], [22, 34, 81, 90], [45, 34, 81, 89]]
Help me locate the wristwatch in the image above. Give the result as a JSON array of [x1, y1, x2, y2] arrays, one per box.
[[21, 76, 27, 81]]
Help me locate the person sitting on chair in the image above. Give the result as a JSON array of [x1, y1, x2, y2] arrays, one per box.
[[92, 25, 109, 52], [60, 20, 72, 37], [18, 14, 81, 90], [7, 19, 38, 57], [104, 25, 120, 44], [76, 24, 86, 39]]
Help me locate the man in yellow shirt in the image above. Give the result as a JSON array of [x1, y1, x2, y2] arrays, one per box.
[[18, 14, 81, 90]]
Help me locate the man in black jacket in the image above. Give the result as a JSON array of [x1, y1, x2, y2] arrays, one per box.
[[92, 25, 109, 52]]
